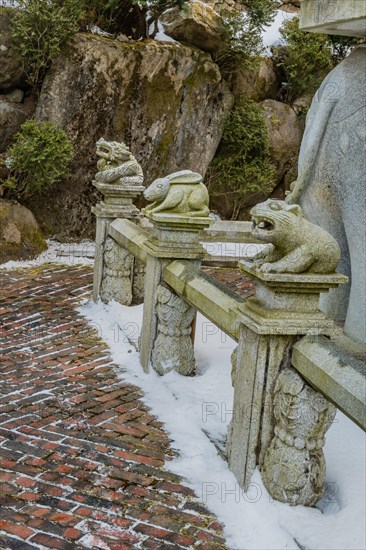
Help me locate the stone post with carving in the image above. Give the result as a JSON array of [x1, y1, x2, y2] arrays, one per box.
[[139, 170, 212, 375], [92, 138, 145, 304], [227, 198, 347, 506]]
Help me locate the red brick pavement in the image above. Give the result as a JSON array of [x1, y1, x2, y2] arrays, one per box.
[[0, 264, 231, 550]]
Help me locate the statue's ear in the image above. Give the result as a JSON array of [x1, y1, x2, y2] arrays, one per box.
[[286, 203, 303, 217]]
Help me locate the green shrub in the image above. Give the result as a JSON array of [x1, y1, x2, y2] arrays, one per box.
[[213, 0, 278, 75], [273, 17, 357, 102], [2, 120, 74, 198], [206, 98, 276, 220], [9, 0, 82, 90]]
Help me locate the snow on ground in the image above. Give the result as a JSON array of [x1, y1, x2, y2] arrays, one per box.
[[1, 239, 95, 270], [79, 298, 366, 550]]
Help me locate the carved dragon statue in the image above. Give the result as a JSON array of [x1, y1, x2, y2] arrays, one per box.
[[94, 138, 143, 186]]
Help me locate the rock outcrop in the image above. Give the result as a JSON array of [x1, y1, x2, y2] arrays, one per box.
[[0, 100, 28, 153], [0, 200, 47, 263], [231, 58, 280, 101], [31, 33, 233, 238], [260, 99, 304, 186], [279, 0, 300, 13], [0, 95, 36, 152], [0, 8, 25, 91], [160, 2, 224, 53]]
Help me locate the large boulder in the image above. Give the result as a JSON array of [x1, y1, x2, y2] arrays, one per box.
[[31, 33, 233, 238], [0, 95, 36, 152], [0, 8, 25, 91], [0, 100, 27, 152], [260, 99, 304, 185], [0, 200, 47, 263], [160, 1, 224, 53], [231, 58, 280, 101], [278, 0, 300, 13]]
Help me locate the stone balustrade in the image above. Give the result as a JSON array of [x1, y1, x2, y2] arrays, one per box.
[[91, 144, 364, 509]]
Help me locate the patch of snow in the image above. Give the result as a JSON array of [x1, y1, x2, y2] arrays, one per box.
[[1, 240, 95, 270], [89, 25, 114, 38], [79, 298, 366, 550], [78, 534, 111, 550], [152, 19, 178, 43]]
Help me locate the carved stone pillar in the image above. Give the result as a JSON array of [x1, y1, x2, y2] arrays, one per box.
[[139, 211, 212, 374], [261, 367, 336, 506], [91, 139, 145, 304], [132, 258, 146, 305], [100, 237, 134, 305], [227, 259, 347, 499], [151, 284, 196, 376], [138, 170, 212, 374]]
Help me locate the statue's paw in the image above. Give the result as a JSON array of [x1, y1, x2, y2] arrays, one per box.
[[253, 258, 265, 267], [260, 262, 276, 273], [252, 252, 267, 265]]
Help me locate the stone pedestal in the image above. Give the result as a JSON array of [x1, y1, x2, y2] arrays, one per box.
[[227, 260, 347, 504], [92, 181, 145, 303], [140, 211, 212, 374]]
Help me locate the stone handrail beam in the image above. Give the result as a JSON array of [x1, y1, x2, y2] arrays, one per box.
[[292, 335, 366, 431], [163, 260, 244, 341], [202, 220, 258, 243], [108, 218, 150, 263]]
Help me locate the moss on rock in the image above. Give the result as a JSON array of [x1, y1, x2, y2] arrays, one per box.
[[29, 33, 233, 238], [0, 200, 47, 263]]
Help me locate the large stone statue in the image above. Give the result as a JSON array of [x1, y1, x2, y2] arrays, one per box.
[[286, 45, 366, 343], [251, 199, 340, 274], [95, 138, 143, 186]]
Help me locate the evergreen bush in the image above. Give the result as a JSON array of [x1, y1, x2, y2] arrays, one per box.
[[273, 17, 358, 102], [206, 98, 276, 220], [214, 0, 278, 75], [9, 0, 82, 90], [2, 120, 74, 198]]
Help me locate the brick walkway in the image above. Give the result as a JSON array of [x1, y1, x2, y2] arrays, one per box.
[[0, 264, 229, 550]]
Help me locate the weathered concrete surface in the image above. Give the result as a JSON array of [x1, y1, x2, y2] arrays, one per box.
[[0, 199, 47, 263], [203, 220, 255, 243], [300, 0, 366, 37], [31, 33, 233, 239], [287, 46, 366, 343], [230, 260, 344, 501]]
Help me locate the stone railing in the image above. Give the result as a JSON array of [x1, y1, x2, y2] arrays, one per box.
[[91, 158, 365, 508]]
